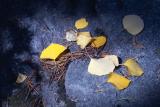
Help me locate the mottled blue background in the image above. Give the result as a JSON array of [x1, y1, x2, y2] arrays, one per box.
[[0, 0, 160, 107]]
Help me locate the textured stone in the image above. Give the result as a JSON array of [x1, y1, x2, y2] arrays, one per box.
[[1, 0, 160, 107]]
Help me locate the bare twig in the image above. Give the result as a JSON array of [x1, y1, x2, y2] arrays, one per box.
[[41, 46, 97, 81]]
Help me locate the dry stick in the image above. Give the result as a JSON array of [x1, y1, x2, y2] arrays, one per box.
[[26, 79, 44, 107], [26, 77, 39, 95], [22, 73, 41, 102], [85, 47, 92, 58], [41, 46, 97, 81]]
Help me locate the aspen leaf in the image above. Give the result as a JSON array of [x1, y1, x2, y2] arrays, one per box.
[[123, 58, 143, 76], [76, 32, 92, 49], [16, 73, 27, 84], [88, 57, 115, 76], [123, 15, 144, 35], [91, 36, 107, 48], [75, 18, 88, 29], [65, 29, 78, 41], [107, 72, 131, 90], [40, 43, 67, 60], [104, 55, 119, 66]]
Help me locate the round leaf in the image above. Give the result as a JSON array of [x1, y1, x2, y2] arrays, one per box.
[[123, 15, 144, 35], [75, 18, 88, 29], [91, 36, 107, 48]]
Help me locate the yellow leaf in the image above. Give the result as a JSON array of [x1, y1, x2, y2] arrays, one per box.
[[107, 72, 131, 90], [123, 58, 143, 76], [91, 36, 107, 48], [88, 57, 115, 76], [76, 32, 92, 49], [40, 43, 67, 60], [16, 73, 27, 84], [75, 18, 88, 29]]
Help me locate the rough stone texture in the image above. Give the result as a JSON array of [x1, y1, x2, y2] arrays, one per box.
[[1, 0, 160, 107]]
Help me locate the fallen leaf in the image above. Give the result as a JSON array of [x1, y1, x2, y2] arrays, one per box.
[[107, 72, 131, 90], [88, 57, 115, 76], [16, 73, 27, 84], [91, 36, 107, 48], [123, 58, 143, 76], [40, 43, 67, 60], [76, 32, 92, 49], [75, 18, 88, 29], [123, 15, 144, 35], [104, 55, 119, 66], [65, 29, 78, 41]]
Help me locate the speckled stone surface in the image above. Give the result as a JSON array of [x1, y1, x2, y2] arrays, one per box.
[[1, 0, 160, 107]]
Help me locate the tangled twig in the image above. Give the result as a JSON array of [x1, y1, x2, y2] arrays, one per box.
[[16, 70, 43, 107], [41, 46, 97, 81]]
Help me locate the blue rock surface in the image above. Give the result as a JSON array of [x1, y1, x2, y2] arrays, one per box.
[[20, 0, 160, 107], [1, 0, 160, 107]]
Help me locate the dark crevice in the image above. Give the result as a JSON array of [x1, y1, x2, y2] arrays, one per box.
[[0, 17, 34, 105]]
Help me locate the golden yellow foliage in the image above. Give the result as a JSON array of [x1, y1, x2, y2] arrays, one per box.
[[123, 58, 143, 76], [91, 36, 107, 48], [40, 43, 67, 60], [107, 72, 131, 90], [75, 18, 88, 29]]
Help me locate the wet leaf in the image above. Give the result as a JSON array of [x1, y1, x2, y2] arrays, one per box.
[[123, 15, 144, 35], [107, 72, 131, 90], [123, 58, 143, 76], [91, 36, 107, 48], [88, 57, 115, 76], [75, 18, 88, 29], [40, 43, 67, 60], [65, 29, 78, 41], [76, 32, 92, 49], [16, 73, 27, 84], [105, 55, 119, 66]]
